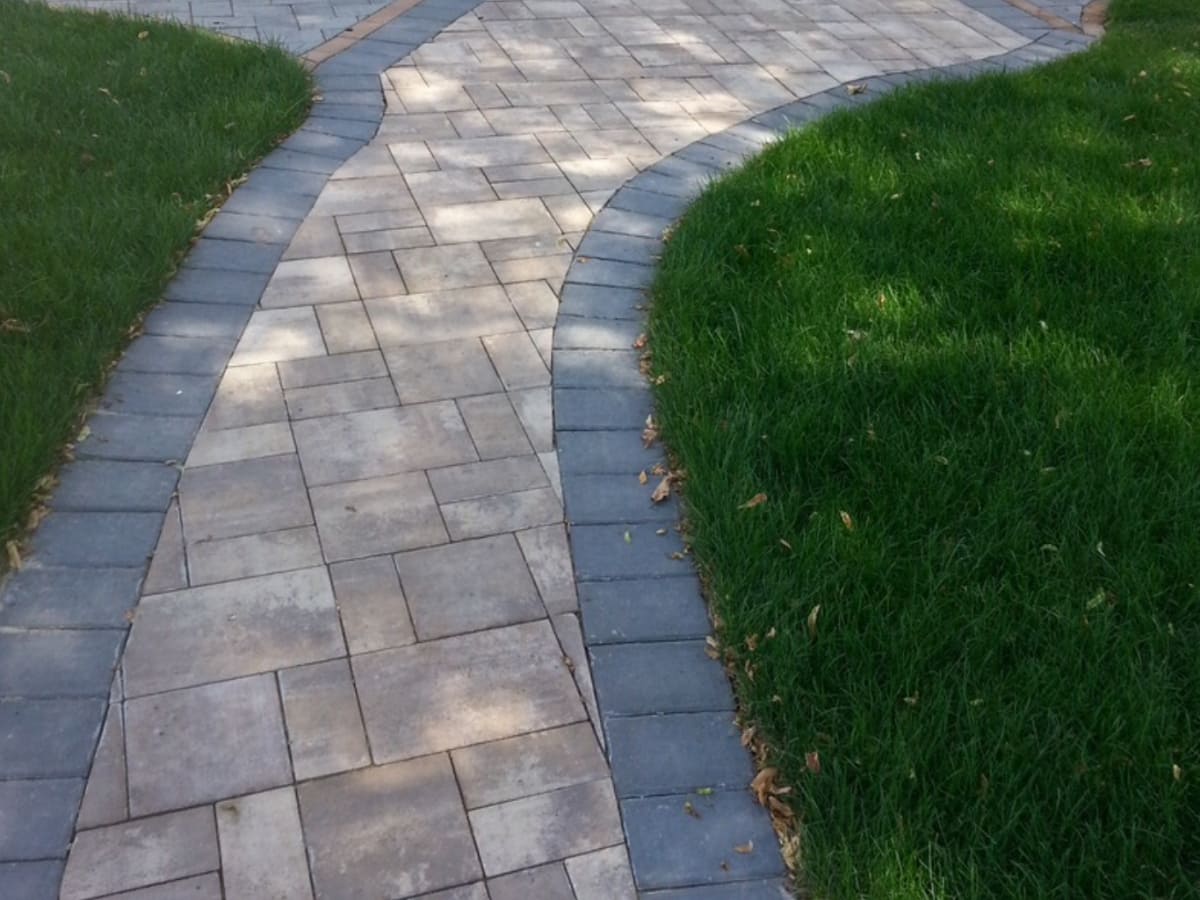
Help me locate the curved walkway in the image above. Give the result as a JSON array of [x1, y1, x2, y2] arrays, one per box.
[[0, 0, 1095, 897]]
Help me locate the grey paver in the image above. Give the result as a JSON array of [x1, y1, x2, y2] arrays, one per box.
[[441, 485, 562, 540], [0, 629, 123, 698], [469, 778, 624, 876], [328, 555, 416, 653], [353, 620, 584, 760], [0, 698, 105, 778], [204, 363, 286, 431], [230, 307, 326, 365], [579, 576, 712, 643], [299, 756, 481, 899], [178, 454, 312, 542], [317, 301, 380, 353], [28, 511, 163, 568], [143, 499, 187, 594], [622, 790, 786, 889], [510, 386, 555, 452], [122, 567, 342, 697], [0, 861, 63, 900], [260, 255, 361, 308], [590, 641, 735, 715], [553, 387, 653, 430], [567, 844, 638, 900], [283, 215, 345, 260], [293, 402, 476, 485], [426, 197, 560, 242], [163, 267, 271, 306], [554, 315, 644, 350], [77, 706, 128, 830], [564, 472, 678, 524], [119, 335, 233, 376], [101, 371, 217, 418], [185, 237, 285, 274], [0, 566, 140, 629], [187, 525, 324, 585], [142, 302, 252, 342], [428, 455, 549, 503], [395, 534, 543, 639], [452, 721, 608, 809], [557, 283, 647, 320], [517, 524, 577, 613], [285, 375, 399, 419], [555, 428, 661, 473], [483, 331, 551, 389], [554, 348, 646, 389], [457, 392, 534, 459], [488, 863, 575, 900], [606, 712, 754, 797], [366, 285, 523, 346], [278, 658, 371, 780], [53, 460, 179, 513], [278, 348, 387, 388], [642, 880, 791, 898], [186, 421, 295, 468], [0, 778, 84, 859], [125, 674, 292, 815], [383, 337, 503, 402], [395, 241, 499, 291], [216, 788, 313, 900], [310, 471, 449, 560]]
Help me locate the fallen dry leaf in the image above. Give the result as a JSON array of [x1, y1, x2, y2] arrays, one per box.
[[734, 841, 754, 854], [683, 801, 701, 819], [751, 767, 778, 804], [651, 476, 672, 503], [847, 82, 867, 95], [5, 541, 21, 571], [739, 493, 767, 510], [839, 510, 855, 531], [1124, 157, 1153, 168], [1, 318, 29, 334], [807, 604, 821, 638], [745, 633, 759, 652], [633, 333, 648, 349], [806, 751, 822, 775], [642, 415, 659, 448], [638, 470, 648, 485], [1173, 764, 1183, 782]]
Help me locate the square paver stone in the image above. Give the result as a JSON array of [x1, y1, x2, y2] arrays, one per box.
[[125, 674, 292, 816], [298, 755, 480, 900], [394, 534, 543, 639], [178, 454, 312, 542], [310, 471, 448, 561], [122, 567, 343, 697], [365, 285, 523, 347], [60, 806, 219, 900], [353, 620, 584, 761], [260, 256, 360, 308], [293, 402, 476, 485], [216, 787, 312, 900], [383, 338, 502, 403], [394, 243, 498, 292]]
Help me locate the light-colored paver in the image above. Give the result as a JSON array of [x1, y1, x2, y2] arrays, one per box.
[[55, 0, 1052, 894]]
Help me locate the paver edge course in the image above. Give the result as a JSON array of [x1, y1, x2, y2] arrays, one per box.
[[553, 9, 1099, 895]]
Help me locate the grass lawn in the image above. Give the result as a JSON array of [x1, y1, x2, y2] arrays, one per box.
[[649, 0, 1200, 896], [0, 0, 310, 552]]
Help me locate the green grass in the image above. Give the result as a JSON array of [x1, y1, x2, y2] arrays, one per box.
[[649, 2, 1200, 897], [0, 0, 310, 549]]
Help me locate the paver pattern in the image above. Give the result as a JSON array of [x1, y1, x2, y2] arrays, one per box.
[[0, 0, 1091, 896]]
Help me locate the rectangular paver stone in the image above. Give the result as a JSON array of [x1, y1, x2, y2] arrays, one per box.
[[590, 641, 735, 715], [179, 454, 312, 542], [125, 674, 292, 816], [28, 511, 163, 568], [163, 267, 271, 306], [0, 567, 140, 629], [52, 460, 178, 513], [279, 658, 370, 780], [101, 372, 217, 418], [328, 555, 415, 653], [0, 778, 84, 859], [580, 576, 711, 644], [77, 705, 127, 829], [60, 806, 219, 900], [606, 712, 753, 798], [298, 756, 481, 899], [353, 620, 584, 761], [564, 473, 678, 524], [567, 845, 638, 900], [187, 525, 324, 585], [0, 698, 105, 778], [0, 629, 123, 698], [311, 472, 448, 560], [122, 567, 342, 697], [217, 788, 313, 900], [568, 522, 690, 581]]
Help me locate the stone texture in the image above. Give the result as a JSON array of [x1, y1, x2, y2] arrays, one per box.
[[452, 722, 608, 809], [469, 779, 624, 875], [428, 455, 549, 504], [60, 807, 219, 900], [143, 499, 188, 594], [216, 787, 313, 900], [457, 393, 534, 459], [204, 363, 286, 431], [590, 641, 735, 716], [0, 778, 84, 859], [122, 567, 342, 697], [328, 555, 415, 653], [353, 620, 584, 761], [0, 698, 105, 778], [260, 255, 360, 307], [567, 845, 638, 900], [77, 705, 128, 829], [179, 454, 312, 542], [285, 375, 399, 419], [27, 511, 163, 568], [0, 629, 123, 698], [517, 524, 578, 613], [366, 285, 523, 346], [395, 534, 543, 639], [124, 674, 292, 816], [488, 863, 575, 900], [440, 486, 562, 540], [187, 525, 324, 585], [230, 307, 325, 366], [310, 471, 448, 560], [279, 658, 371, 780], [298, 756, 481, 899], [186, 421, 295, 468], [606, 712, 754, 798], [382, 337, 503, 403], [580, 576, 712, 644]]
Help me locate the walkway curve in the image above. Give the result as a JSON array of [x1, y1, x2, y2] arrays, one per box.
[[0, 0, 1095, 896]]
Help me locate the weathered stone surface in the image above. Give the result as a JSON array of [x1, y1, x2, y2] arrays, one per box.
[[279, 658, 371, 780], [216, 787, 313, 900], [310, 471, 448, 560], [328, 555, 415, 653]]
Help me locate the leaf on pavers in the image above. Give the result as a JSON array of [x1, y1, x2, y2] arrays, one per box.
[[623, 530, 632, 544], [638, 470, 648, 485], [705, 635, 720, 660], [738, 492, 767, 510], [633, 333, 647, 349], [683, 800, 702, 819], [734, 840, 754, 854], [750, 767, 778, 805], [696, 787, 714, 796], [642, 415, 659, 448], [807, 604, 821, 639], [650, 476, 672, 504], [5, 540, 21, 571], [847, 83, 868, 95]]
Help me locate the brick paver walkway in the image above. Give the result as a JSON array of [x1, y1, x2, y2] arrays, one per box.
[[23, 0, 1068, 897]]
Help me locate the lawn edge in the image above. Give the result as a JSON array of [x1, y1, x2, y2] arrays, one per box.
[[552, 7, 1099, 896]]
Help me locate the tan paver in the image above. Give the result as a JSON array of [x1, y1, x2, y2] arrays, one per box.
[[62, 0, 1036, 891]]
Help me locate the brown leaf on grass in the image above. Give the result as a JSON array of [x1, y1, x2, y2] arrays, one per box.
[[0, 70, 11, 85], [137, 29, 150, 39], [5, 541, 21, 571], [1173, 764, 1183, 782], [745, 633, 759, 652], [779, 538, 792, 552], [839, 510, 855, 531], [734, 841, 754, 854], [741, 725, 756, 748], [651, 476, 672, 503], [705, 635, 720, 660], [765, 627, 777, 640], [807, 604, 821, 638], [739, 493, 767, 510], [750, 767, 778, 804], [1, 318, 29, 334], [1124, 157, 1153, 168], [805, 751, 822, 775]]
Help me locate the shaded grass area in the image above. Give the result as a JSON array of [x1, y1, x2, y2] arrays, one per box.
[[649, 1, 1200, 896], [0, 0, 310, 548]]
